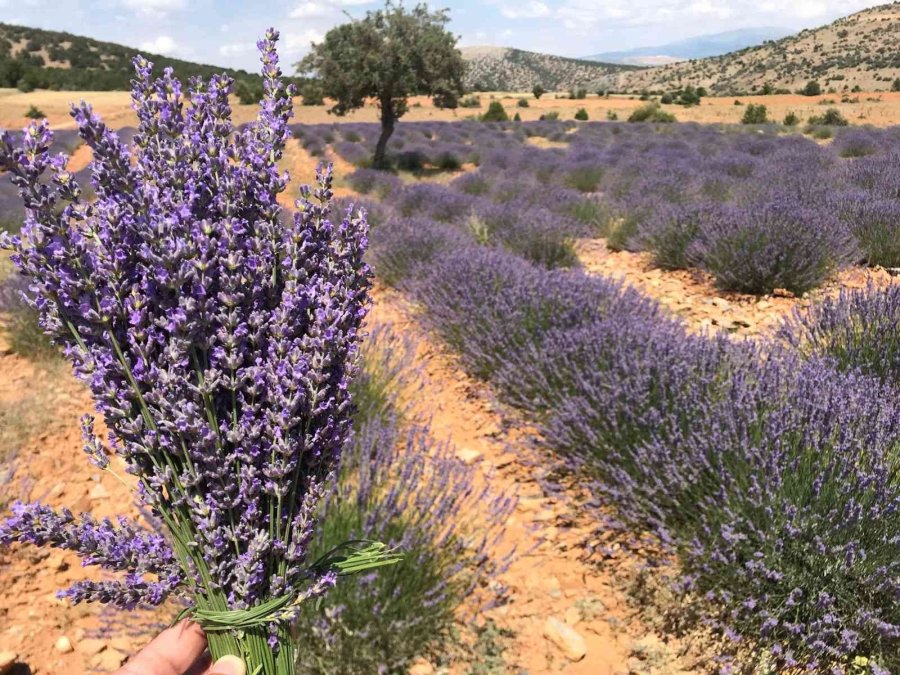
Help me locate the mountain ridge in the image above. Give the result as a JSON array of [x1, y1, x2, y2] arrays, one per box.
[[461, 46, 643, 92], [584, 27, 792, 66], [0, 22, 267, 91], [612, 3, 900, 94]]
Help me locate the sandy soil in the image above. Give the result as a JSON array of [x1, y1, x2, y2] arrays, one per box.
[[574, 238, 898, 336], [4, 88, 900, 131]]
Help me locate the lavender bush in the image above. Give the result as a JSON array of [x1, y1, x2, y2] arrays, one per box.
[[375, 201, 900, 668], [288, 326, 512, 673], [690, 199, 857, 295], [0, 32, 386, 674], [636, 202, 720, 270], [780, 282, 900, 383], [835, 193, 900, 268], [0, 272, 57, 360]]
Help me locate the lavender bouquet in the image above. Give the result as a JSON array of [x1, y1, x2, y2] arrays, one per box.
[[0, 30, 394, 673]]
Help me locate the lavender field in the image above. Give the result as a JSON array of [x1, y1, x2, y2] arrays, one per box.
[[3, 37, 900, 675], [300, 118, 900, 672]]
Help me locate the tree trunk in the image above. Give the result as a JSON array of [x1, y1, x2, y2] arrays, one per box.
[[374, 107, 395, 169]]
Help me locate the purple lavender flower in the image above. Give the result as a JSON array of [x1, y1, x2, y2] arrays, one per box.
[[0, 30, 371, 673]]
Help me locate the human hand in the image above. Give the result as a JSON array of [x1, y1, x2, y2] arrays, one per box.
[[115, 620, 246, 675]]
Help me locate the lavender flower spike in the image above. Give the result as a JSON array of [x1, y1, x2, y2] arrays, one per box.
[[0, 29, 373, 673]]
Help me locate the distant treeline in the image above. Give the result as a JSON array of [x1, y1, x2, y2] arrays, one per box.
[[0, 23, 305, 92]]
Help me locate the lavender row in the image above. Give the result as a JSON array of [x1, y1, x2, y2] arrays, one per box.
[[369, 207, 900, 670], [322, 120, 900, 295]]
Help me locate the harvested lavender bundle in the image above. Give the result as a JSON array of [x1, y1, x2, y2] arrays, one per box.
[[0, 30, 392, 673]]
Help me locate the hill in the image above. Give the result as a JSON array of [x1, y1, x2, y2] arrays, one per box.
[[614, 3, 900, 94], [461, 46, 642, 92], [0, 23, 266, 91], [585, 27, 791, 66]]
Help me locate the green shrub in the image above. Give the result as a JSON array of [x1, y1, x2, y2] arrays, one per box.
[[432, 90, 458, 109], [734, 100, 743, 106], [606, 110, 618, 121], [480, 101, 508, 122], [532, 83, 545, 99], [606, 215, 640, 251], [574, 107, 588, 121], [0, 275, 58, 361], [740, 103, 768, 124], [394, 151, 427, 172], [459, 95, 481, 108], [300, 81, 325, 106], [564, 166, 603, 192], [808, 108, 849, 126], [660, 93, 674, 104], [783, 111, 800, 126], [435, 151, 462, 171], [811, 126, 834, 139], [516, 98, 529, 108], [24, 104, 44, 119], [567, 198, 610, 233], [627, 103, 676, 123], [539, 111, 560, 121], [802, 80, 822, 96], [233, 79, 261, 105], [513, 112, 521, 121]]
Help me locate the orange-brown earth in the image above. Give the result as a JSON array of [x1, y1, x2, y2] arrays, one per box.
[[1, 137, 894, 675], [8, 89, 900, 131]]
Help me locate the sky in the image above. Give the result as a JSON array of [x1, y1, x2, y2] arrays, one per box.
[[0, 0, 887, 72]]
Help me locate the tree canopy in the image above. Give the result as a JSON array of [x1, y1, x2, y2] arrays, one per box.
[[298, 2, 465, 167]]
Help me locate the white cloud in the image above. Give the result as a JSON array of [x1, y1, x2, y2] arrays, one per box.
[[139, 35, 179, 55], [289, 1, 333, 19], [119, 0, 185, 19], [288, 0, 374, 19], [284, 29, 325, 55], [500, 0, 550, 19], [219, 42, 255, 57]]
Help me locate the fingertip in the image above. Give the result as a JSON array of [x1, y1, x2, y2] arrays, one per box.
[[209, 654, 246, 675]]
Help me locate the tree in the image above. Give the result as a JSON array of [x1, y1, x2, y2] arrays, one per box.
[[298, 2, 465, 168], [532, 83, 545, 99]]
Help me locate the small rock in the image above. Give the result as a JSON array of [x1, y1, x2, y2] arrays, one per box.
[[630, 635, 668, 667], [89, 483, 110, 501], [75, 638, 107, 657], [54, 636, 74, 654], [109, 637, 132, 653], [92, 648, 127, 671], [0, 651, 17, 675], [49, 483, 66, 498], [532, 509, 555, 523], [48, 552, 70, 572], [711, 297, 730, 309], [408, 658, 436, 675], [456, 448, 482, 465], [543, 617, 586, 662], [756, 300, 772, 310], [564, 606, 582, 626]]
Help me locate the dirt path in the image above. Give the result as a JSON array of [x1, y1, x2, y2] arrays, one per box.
[[369, 285, 696, 674], [0, 338, 165, 674]]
